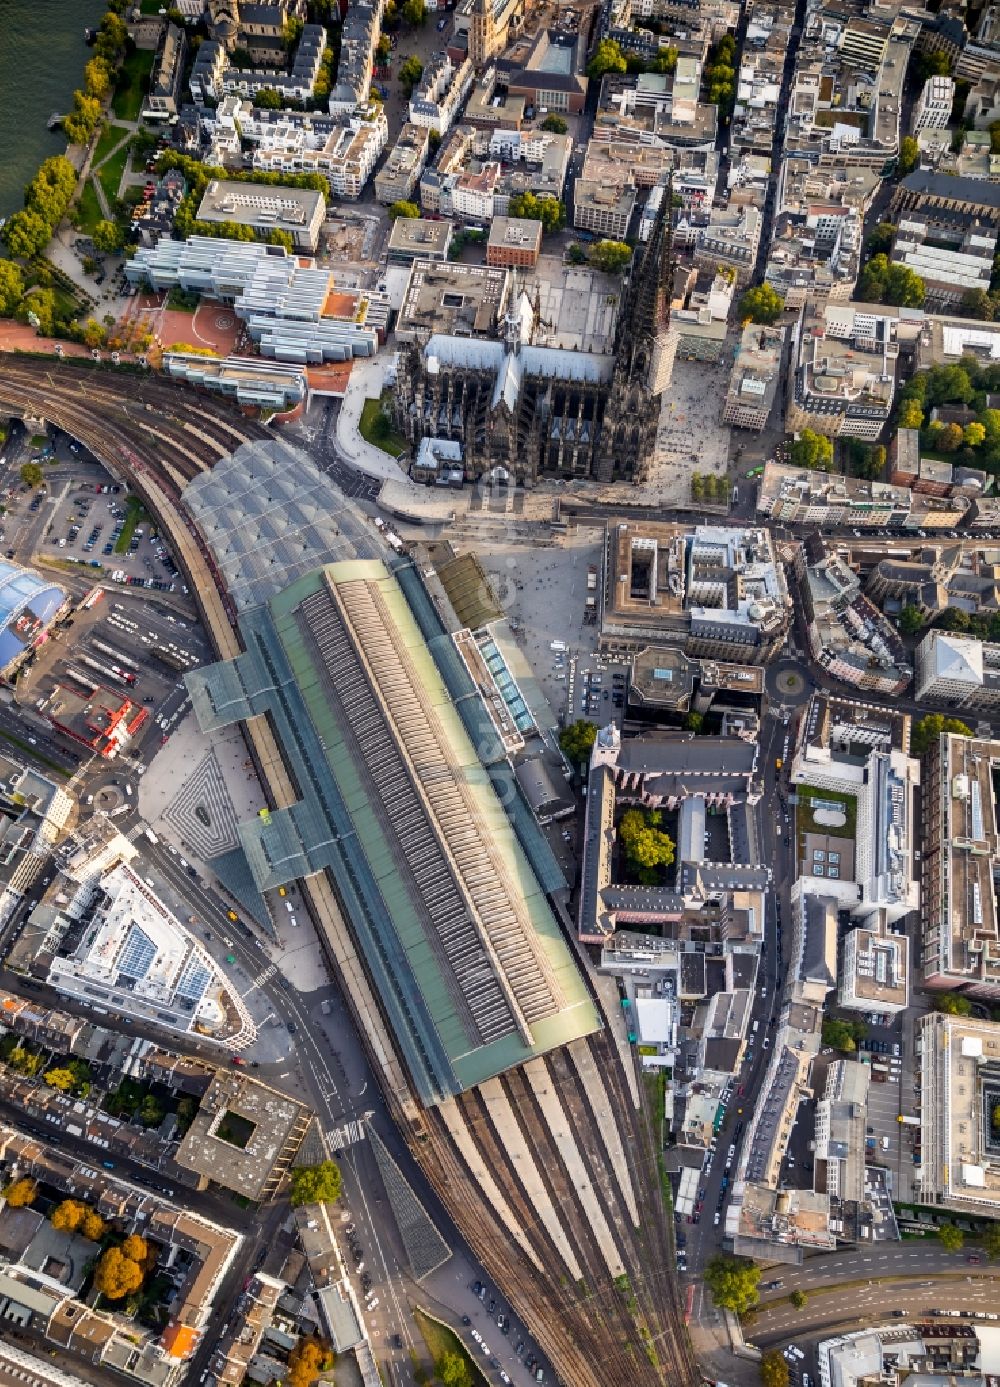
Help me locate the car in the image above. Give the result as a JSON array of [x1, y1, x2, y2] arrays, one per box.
[[231, 1055, 245, 1066], [713, 1211, 721, 1226], [968, 1253, 982, 1264], [287, 1022, 297, 1033]]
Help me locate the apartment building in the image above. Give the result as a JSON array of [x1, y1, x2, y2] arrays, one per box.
[[195, 178, 326, 251], [145, 22, 187, 118], [792, 535, 911, 697], [374, 122, 431, 205], [914, 73, 956, 131], [764, 204, 861, 307], [219, 103, 388, 199], [693, 204, 760, 286], [486, 216, 542, 268], [408, 52, 474, 136], [757, 461, 968, 530]]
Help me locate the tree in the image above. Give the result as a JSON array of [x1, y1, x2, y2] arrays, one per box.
[[684, 711, 705, 733], [4, 210, 51, 260], [51, 1200, 87, 1233], [389, 200, 420, 220], [94, 1245, 144, 1300], [559, 719, 597, 766], [3, 1177, 37, 1207], [541, 113, 568, 133], [403, 0, 427, 23], [704, 1255, 760, 1315], [376, 34, 391, 61], [866, 223, 896, 257], [897, 398, 924, 429], [268, 228, 294, 252], [566, 243, 588, 265], [899, 605, 925, 635], [507, 191, 564, 233], [859, 254, 925, 308], [590, 240, 632, 274], [283, 15, 305, 47], [938, 1222, 964, 1252], [139, 1095, 165, 1127], [935, 991, 973, 1017], [911, 712, 973, 756], [256, 88, 284, 109], [44, 1067, 77, 1092], [928, 421, 965, 453], [0, 260, 24, 317], [913, 49, 952, 83], [960, 288, 994, 322], [761, 1351, 790, 1387], [925, 363, 973, 406], [983, 1221, 1000, 1259], [789, 428, 833, 471], [822, 1017, 858, 1053], [438, 1354, 473, 1387], [19, 463, 44, 488], [587, 39, 628, 79], [81, 1209, 106, 1241], [84, 57, 113, 100], [63, 90, 103, 146], [790, 1289, 808, 1309], [121, 1234, 148, 1264], [898, 136, 920, 176], [398, 55, 424, 92], [739, 283, 784, 325], [93, 220, 123, 254], [287, 1338, 330, 1387], [618, 808, 675, 871], [965, 422, 987, 448], [290, 1160, 343, 1207]]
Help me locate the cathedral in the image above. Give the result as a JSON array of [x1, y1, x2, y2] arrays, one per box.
[[394, 190, 678, 487]]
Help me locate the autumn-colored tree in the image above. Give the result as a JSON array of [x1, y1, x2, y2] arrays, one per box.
[[51, 1199, 87, 1233], [287, 1337, 330, 1387], [761, 1350, 790, 1387], [3, 1177, 37, 1207], [93, 1245, 144, 1300], [81, 1209, 106, 1241], [121, 1233, 148, 1265], [45, 1067, 77, 1092]]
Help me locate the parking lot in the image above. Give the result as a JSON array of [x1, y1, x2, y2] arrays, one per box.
[[41, 481, 187, 595], [860, 1020, 904, 1178]]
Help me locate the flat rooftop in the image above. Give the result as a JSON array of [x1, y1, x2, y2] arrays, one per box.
[[387, 217, 452, 259], [396, 259, 508, 341], [195, 178, 324, 231], [174, 1069, 312, 1200]]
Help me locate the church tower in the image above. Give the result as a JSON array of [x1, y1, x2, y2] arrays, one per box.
[[599, 176, 678, 484], [207, 0, 240, 49]]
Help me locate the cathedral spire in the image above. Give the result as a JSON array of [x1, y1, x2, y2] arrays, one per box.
[[615, 171, 674, 371]]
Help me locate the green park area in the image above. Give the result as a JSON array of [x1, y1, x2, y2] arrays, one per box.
[[359, 393, 408, 458], [76, 179, 104, 235], [413, 1308, 489, 1387], [112, 48, 155, 121]]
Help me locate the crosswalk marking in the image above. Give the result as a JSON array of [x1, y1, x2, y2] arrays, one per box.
[[327, 1120, 367, 1152]]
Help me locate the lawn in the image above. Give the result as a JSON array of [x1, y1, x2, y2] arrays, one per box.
[[76, 178, 104, 235], [97, 140, 131, 207], [413, 1308, 489, 1386], [112, 48, 155, 121], [359, 393, 407, 458], [114, 496, 147, 554], [795, 784, 857, 860], [140, 0, 166, 10], [92, 122, 129, 170]]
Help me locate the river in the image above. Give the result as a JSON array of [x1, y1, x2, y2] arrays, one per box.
[[0, 0, 108, 220]]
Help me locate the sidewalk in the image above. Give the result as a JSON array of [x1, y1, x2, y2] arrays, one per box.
[[335, 354, 417, 486]]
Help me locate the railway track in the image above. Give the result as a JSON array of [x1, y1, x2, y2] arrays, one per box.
[[0, 356, 697, 1387]]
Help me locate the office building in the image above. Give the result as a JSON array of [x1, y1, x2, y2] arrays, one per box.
[[915, 629, 1000, 709], [921, 733, 1000, 998], [195, 178, 325, 251], [486, 216, 542, 268], [722, 324, 785, 431]]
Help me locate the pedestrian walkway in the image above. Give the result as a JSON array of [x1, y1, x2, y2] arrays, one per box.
[[335, 355, 417, 485]]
